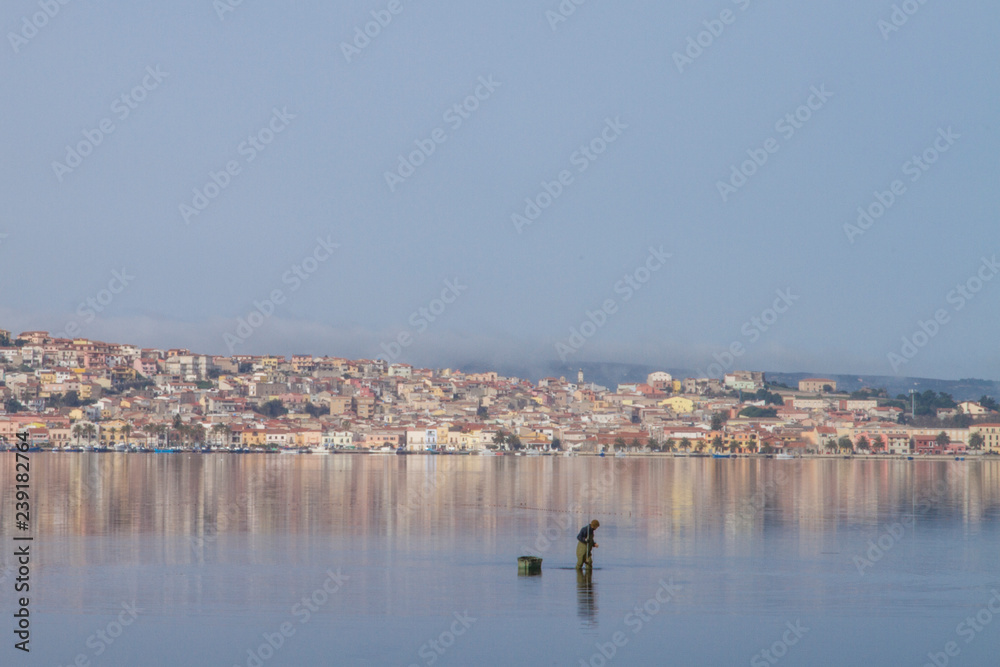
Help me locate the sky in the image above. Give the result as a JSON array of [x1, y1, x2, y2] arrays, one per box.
[[0, 0, 998, 381]]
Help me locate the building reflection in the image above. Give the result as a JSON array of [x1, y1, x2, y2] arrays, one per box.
[[3, 454, 1000, 612]]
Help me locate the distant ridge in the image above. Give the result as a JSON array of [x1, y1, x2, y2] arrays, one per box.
[[460, 360, 999, 402]]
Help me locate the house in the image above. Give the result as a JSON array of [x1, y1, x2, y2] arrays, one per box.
[[913, 435, 942, 455], [661, 396, 694, 415], [724, 371, 765, 391], [646, 372, 673, 392], [405, 427, 437, 451], [970, 424, 1000, 453], [799, 378, 836, 393]]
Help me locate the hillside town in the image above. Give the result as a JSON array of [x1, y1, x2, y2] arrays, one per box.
[[1, 329, 999, 456]]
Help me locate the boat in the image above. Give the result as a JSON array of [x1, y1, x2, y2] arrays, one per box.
[[712, 453, 731, 459], [310, 446, 331, 454], [114, 443, 128, 452], [395, 447, 407, 455], [776, 453, 795, 460]]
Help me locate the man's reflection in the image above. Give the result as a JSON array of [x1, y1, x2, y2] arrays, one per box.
[[577, 569, 597, 628]]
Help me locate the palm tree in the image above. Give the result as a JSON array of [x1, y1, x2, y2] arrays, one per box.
[[969, 432, 984, 451], [711, 435, 723, 452], [83, 423, 97, 445], [680, 437, 691, 452], [491, 430, 506, 450], [664, 438, 675, 453], [856, 435, 870, 452], [72, 424, 85, 446], [871, 434, 885, 453], [121, 423, 132, 444], [107, 426, 118, 445]]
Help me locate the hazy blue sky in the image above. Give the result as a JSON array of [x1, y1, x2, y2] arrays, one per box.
[[1, 1, 997, 380]]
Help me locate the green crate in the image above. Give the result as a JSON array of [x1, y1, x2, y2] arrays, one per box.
[[518, 556, 542, 575]]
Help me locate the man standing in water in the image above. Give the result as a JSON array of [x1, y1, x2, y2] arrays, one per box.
[[575, 519, 599, 571]]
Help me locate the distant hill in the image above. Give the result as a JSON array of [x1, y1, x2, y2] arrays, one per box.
[[462, 360, 999, 402], [764, 372, 1000, 402]]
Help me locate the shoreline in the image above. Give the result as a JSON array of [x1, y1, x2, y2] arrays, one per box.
[[2, 449, 986, 461]]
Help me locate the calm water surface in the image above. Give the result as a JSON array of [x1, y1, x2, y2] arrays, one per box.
[[2, 454, 999, 666]]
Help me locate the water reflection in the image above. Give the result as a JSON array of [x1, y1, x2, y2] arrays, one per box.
[[576, 569, 597, 628], [1, 454, 999, 616]]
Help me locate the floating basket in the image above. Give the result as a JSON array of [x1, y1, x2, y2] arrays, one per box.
[[518, 556, 542, 575]]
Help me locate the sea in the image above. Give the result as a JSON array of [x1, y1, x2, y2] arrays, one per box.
[[1, 453, 998, 666]]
